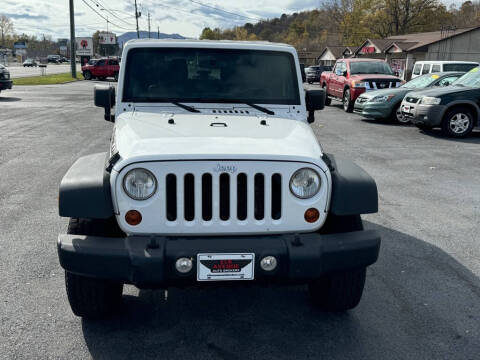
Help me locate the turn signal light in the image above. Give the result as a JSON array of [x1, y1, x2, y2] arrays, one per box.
[[304, 208, 320, 223], [125, 210, 142, 225]]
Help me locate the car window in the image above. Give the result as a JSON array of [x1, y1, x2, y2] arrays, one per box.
[[413, 63, 422, 75], [437, 76, 460, 87], [453, 67, 480, 87], [443, 63, 478, 72], [108, 60, 118, 65], [431, 64, 441, 72], [335, 62, 344, 75], [349, 61, 393, 75], [421, 64, 431, 74], [402, 73, 440, 88], [96, 60, 106, 66]]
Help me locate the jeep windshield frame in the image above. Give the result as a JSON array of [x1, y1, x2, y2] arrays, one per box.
[[122, 47, 301, 105]]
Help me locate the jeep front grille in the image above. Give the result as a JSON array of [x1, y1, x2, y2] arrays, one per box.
[[165, 172, 281, 222]]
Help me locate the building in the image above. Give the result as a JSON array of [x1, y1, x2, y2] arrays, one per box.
[[317, 46, 356, 65], [319, 25, 480, 79]]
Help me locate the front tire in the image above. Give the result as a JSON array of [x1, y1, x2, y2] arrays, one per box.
[[322, 84, 331, 106], [310, 214, 367, 311], [83, 71, 92, 80], [343, 89, 354, 112], [441, 107, 474, 138], [64, 218, 124, 318], [393, 104, 410, 124]]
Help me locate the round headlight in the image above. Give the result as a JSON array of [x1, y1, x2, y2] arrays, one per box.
[[289, 168, 321, 199], [123, 168, 157, 200]]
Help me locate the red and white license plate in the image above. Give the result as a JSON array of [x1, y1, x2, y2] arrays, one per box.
[[197, 253, 255, 281], [402, 105, 411, 113]]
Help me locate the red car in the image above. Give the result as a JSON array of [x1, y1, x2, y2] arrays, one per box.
[[81, 58, 120, 81], [321, 58, 402, 112]]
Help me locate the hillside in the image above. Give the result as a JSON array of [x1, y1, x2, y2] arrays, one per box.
[[117, 31, 186, 45]]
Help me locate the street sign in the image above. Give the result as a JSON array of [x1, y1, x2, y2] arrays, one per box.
[[14, 41, 27, 49], [75, 37, 93, 56], [99, 32, 116, 45]]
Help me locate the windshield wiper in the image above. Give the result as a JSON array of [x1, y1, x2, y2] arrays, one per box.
[[246, 103, 275, 115], [171, 101, 200, 113]]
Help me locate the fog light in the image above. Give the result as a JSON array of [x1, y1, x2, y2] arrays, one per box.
[[260, 256, 277, 271], [125, 210, 142, 225], [175, 257, 193, 273], [304, 208, 320, 223]]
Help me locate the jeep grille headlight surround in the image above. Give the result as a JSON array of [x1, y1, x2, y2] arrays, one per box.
[[123, 168, 157, 200], [420, 96, 441, 105], [289, 168, 321, 199]]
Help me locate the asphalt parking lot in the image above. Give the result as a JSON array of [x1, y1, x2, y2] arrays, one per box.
[[7, 63, 73, 78], [1, 81, 479, 359]]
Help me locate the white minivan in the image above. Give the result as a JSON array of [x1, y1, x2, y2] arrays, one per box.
[[411, 61, 478, 78]]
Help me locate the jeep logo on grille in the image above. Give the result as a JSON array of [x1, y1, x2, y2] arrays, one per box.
[[213, 164, 237, 173]]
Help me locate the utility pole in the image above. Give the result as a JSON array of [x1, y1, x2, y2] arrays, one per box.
[[157, 26, 160, 39], [134, 0, 140, 39], [69, 0, 76, 78], [148, 13, 151, 38]]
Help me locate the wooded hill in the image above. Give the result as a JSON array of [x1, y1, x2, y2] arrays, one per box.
[[200, 0, 480, 50]]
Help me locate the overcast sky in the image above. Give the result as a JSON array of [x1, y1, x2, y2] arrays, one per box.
[[2, 0, 322, 40]]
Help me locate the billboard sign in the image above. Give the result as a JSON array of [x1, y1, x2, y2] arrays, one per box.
[[76, 37, 93, 56], [14, 41, 27, 49], [99, 32, 116, 45]]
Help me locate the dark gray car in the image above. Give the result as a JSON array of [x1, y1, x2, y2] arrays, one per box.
[[354, 72, 463, 123]]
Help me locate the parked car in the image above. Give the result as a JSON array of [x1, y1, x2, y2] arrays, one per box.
[[401, 67, 480, 137], [411, 61, 478, 79], [0, 64, 12, 95], [47, 55, 61, 64], [321, 58, 402, 112], [81, 58, 120, 81], [57, 40, 380, 319], [354, 72, 464, 123], [23, 58, 38, 67], [306, 66, 320, 84]]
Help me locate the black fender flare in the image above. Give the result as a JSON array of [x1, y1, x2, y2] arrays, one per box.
[[59, 152, 114, 219], [324, 154, 378, 215]]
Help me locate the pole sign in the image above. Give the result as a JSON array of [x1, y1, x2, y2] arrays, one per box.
[[99, 32, 116, 45], [14, 41, 27, 49], [75, 37, 93, 56]]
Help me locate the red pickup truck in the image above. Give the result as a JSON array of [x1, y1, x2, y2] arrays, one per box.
[[82, 58, 120, 81], [320, 58, 402, 112]]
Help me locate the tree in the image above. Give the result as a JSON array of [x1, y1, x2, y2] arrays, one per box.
[[0, 15, 14, 46]]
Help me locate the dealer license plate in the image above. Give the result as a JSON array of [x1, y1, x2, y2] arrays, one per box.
[[402, 105, 411, 113], [197, 253, 255, 281]]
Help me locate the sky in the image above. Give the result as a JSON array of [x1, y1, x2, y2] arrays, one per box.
[[2, 0, 322, 40]]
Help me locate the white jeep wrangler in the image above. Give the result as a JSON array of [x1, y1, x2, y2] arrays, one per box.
[[58, 40, 380, 318]]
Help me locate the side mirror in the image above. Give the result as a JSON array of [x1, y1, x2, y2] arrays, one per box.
[[305, 89, 325, 123], [442, 81, 450, 87], [94, 85, 115, 122], [343, 70, 348, 77]]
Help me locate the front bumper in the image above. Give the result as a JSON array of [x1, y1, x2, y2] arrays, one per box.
[[58, 230, 380, 288], [0, 79, 13, 90], [353, 101, 393, 119], [400, 102, 446, 127]]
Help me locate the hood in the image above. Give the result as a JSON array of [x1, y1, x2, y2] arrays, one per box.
[[358, 87, 409, 99], [113, 112, 322, 167], [349, 74, 400, 81], [407, 85, 474, 98]]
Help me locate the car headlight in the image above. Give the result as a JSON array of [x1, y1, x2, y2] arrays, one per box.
[[352, 81, 367, 88], [368, 94, 394, 103], [289, 168, 321, 199], [123, 168, 157, 200], [420, 96, 441, 105]]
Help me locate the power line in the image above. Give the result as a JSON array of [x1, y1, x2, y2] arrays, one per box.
[[81, 0, 136, 30], [89, 0, 135, 26], [188, 0, 262, 21]]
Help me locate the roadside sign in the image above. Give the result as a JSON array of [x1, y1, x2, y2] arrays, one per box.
[[99, 32, 116, 45], [76, 37, 93, 56], [14, 41, 27, 49]]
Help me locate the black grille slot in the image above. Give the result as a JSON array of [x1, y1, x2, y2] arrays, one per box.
[[202, 174, 212, 221], [254, 174, 265, 220], [184, 174, 195, 221], [166, 174, 177, 221], [237, 173, 247, 220], [271, 174, 282, 220], [219, 173, 230, 221]]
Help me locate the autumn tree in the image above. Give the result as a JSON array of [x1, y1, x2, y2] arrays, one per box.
[[0, 15, 14, 46]]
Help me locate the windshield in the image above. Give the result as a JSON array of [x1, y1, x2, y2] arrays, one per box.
[[350, 61, 394, 75], [123, 48, 300, 104], [402, 73, 439, 89], [453, 67, 480, 87], [443, 63, 478, 72]]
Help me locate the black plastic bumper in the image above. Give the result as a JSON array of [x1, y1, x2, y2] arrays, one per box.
[[57, 230, 380, 288], [0, 80, 13, 90]]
